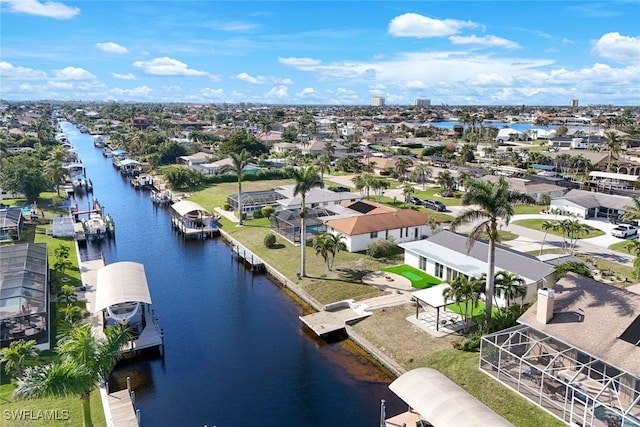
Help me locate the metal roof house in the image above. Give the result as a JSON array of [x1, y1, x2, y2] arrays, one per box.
[[399, 231, 556, 307], [479, 274, 640, 427], [550, 189, 634, 219]]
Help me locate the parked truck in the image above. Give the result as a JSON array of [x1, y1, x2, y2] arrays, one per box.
[[610, 224, 638, 238]]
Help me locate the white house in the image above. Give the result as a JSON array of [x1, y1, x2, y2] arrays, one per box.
[[399, 231, 556, 307], [324, 209, 440, 252], [550, 189, 634, 219], [495, 128, 527, 143], [275, 185, 362, 210]]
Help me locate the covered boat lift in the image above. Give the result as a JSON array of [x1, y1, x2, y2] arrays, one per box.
[[385, 367, 514, 427], [95, 261, 163, 355], [170, 200, 220, 239]]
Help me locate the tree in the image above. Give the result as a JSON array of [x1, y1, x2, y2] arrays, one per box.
[[402, 183, 415, 207], [603, 130, 622, 164], [315, 155, 331, 180], [394, 157, 413, 181], [58, 284, 78, 304], [621, 195, 640, 224], [54, 244, 73, 276], [435, 170, 456, 197], [493, 271, 526, 309], [442, 275, 484, 333], [46, 146, 68, 196], [14, 322, 130, 427], [292, 166, 324, 277], [352, 173, 375, 199], [325, 233, 347, 270], [0, 152, 49, 202], [412, 163, 432, 190], [539, 219, 558, 255], [219, 149, 252, 226], [450, 177, 533, 324], [371, 178, 390, 202], [625, 239, 640, 282], [1, 339, 40, 378]]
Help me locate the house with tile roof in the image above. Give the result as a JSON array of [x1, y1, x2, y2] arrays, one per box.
[[324, 209, 439, 252], [479, 273, 640, 426]]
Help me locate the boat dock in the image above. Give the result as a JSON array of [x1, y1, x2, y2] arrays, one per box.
[[101, 378, 140, 427], [299, 299, 373, 336], [171, 216, 219, 239], [230, 242, 265, 272]]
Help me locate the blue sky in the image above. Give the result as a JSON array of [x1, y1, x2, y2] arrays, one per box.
[[1, 1, 639, 106]]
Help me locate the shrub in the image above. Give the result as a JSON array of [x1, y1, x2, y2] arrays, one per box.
[[457, 330, 483, 352], [366, 238, 396, 259], [253, 210, 263, 219], [261, 206, 275, 218], [223, 203, 231, 211], [264, 234, 276, 248]]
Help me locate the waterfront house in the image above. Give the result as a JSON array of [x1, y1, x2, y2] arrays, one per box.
[[549, 189, 634, 219], [0, 243, 50, 350], [399, 231, 556, 307], [324, 209, 439, 252], [480, 175, 567, 204], [177, 152, 212, 167], [479, 274, 640, 427], [275, 184, 362, 210]]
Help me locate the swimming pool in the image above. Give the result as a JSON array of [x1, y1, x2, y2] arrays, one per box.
[[594, 405, 640, 427]]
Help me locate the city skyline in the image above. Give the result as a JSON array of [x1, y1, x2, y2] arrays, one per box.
[[1, 1, 639, 106]]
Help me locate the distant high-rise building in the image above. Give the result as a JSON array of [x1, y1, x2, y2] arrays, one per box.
[[371, 96, 385, 107], [413, 98, 431, 107], [571, 99, 579, 108]]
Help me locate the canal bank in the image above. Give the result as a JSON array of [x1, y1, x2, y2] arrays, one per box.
[[60, 121, 406, 426], [218, 229, 407, 378]]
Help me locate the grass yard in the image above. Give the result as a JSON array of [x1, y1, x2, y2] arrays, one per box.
[[513, 218, 605, 239], [446, 300, 489, 323], [609, 239, 636, 253], [382, 264, 442, 289], [513, 204, 547, 215], [412, 187, 463, 206]]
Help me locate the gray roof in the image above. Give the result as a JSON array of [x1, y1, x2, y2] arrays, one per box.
[[519, 273, 640, 377], [554, 189, 633, 210], [407, 230, 555, 283]]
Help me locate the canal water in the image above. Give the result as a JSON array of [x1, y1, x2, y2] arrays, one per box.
[[59, 122, 405, 427]]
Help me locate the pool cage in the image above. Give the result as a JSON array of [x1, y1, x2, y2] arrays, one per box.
[[226, 190, 285, 219], [480, 325, 640, 427], [269, 208, 328, 244]]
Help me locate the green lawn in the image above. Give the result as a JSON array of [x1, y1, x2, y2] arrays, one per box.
[[446, 300, 488, 323], [513, 204, 547, 215], [512, 218, 605, 239], [609, 239, 635, 253], [382, 264, 442, 289]]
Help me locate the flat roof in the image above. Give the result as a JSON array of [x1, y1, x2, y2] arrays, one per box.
[[589, 171, 640, 182], [389, 368, 514, 427], [412, 284, 453, 308], [95, 262, 152, 313]]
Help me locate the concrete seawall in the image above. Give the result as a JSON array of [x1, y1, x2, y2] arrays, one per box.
[[217, 228, 404, 378]]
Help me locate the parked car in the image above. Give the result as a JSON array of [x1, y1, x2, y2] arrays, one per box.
[[424, 199, 447, 212], [610, 224, 638, 238], [409, 197, 424, 206], [331, 186, 351, 193]]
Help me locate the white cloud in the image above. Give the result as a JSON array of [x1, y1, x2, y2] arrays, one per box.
[[278, 57, 322, 67], [207, 20, 258, 32], [47, 81, 73, 89], [96, 42, 129, 54], [2, 0, 79, 19], [264, 85, 288, 98], [133, 57, 210, 76], [112, 73, 136, 80], [236, 72, 292, 85], [592, 32, 640, 62], [200, 87, 226, 99], [52, 67, 96, 81], [449, 35, 520, 49], [297, 87, 316, 97], [109, 86, 154, 97], [0, 61, 47, 80], [388, 13, 477, 38]]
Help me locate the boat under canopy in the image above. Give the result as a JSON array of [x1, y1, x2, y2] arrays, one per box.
[[95, 261, 152, 324]]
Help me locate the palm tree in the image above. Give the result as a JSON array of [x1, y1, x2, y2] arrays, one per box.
[[621, 195, 640, 225], [402, 183, 415, 207], [292, 166, 324, 277], [14, 322, 130, 427], [315, 155, 331, 180], [326, 233, 347, 270], [604, 130, 622, 164], [435, 170, 456, 197], [442, 275, 484, 333], [46, 146, 67, 196], [450, 177, 533, 323], [352, 173, 375, 199], [371, 178, 390, 202], [539, 219, 558, 255], [313, 232, 347, 271], [1, 339, 40, 378], [219, 149, 252, 226], [323, 141, 336, 158], [58, 284, 78, 304], [394, 157, 413, 181], [493, 271, 526, 309], [412, 163, 432, 190]]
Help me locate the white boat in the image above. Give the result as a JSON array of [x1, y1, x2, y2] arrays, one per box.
[[132, 173, 153, 190], [83, 213, 108, 241], [151, 189, 173, 205]]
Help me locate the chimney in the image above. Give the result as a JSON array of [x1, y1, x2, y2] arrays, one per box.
[[537, 288, 555, 324]]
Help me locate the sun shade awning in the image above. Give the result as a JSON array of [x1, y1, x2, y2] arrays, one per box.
[[171, 200, 209, 216], [95, 262, 151, 313], [389, 368, 514, 427], [412, 284, 453, 308]]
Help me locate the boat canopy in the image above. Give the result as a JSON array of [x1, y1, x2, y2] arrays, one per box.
[[95, 262, 152, 313], [388, 367, 514, 427], [111, 149, 127, 156], [119, 159, 140, 167], [171, 200, 209, 217]]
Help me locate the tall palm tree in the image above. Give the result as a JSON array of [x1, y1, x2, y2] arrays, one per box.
[[315, 155, 331, 180], [621, 195, 640, 224], [46, 146, 68, 196], [412, 163, 432, 190], [292, 166, 324, 277], [394, 157, 413, 181], [313, 232, 347, 271], [402, 183, 415, 207], [450, 177, 533, 323], [604, 130, 621, 163], [493, 270, 526, 309], [219, 149, 252, 226], [14, 322, 130, 427], [435, 170, 456, 197], [539, 219, 558, 255]]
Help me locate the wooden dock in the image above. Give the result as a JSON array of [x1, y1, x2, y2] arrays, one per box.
[[231, 243, 265, 272], [299, 300, 373, 336], [101, 382, 140, 427], [171, 216, 219, 239]]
